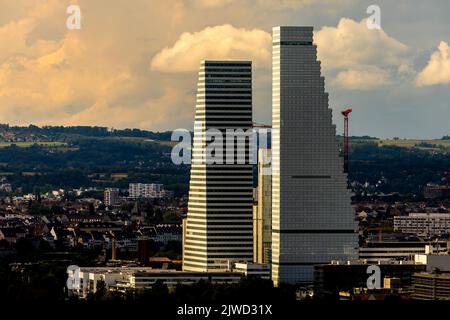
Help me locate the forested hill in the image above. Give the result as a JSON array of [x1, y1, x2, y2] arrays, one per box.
[[0, 124, 449, 198], [0, 124, 173, 141], [0, 124, 188, 195]]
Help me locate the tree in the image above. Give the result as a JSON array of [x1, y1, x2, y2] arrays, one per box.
[[15, 238, 36, 260]]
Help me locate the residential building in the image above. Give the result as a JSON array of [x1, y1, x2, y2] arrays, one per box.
[[183, 61, 254, 272], [0, 227, 26, 244], [424, 184, 450, 199], [394, 213, 450, 236], [129, 183, 169, 199], [271, 26, 358, 285], [104, 188, 120, 207]]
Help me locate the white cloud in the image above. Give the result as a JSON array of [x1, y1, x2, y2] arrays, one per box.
[[190, 0, 236, 8], [313, 18, 413, 90], [315, 18, 410, 71], [150, 24, 271, 72], [416, 41, 450, 86], [333, 67, 391, 90], [0, 0, 197, 130], [0, 0, 447, 136]]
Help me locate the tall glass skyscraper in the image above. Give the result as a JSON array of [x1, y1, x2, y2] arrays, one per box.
[[271, 27, 358, 285], [183, 61, 254, 272]]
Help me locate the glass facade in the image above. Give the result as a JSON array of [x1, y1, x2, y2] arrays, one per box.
[[271, 26, 358, 285], [183, 61, 254, 272]]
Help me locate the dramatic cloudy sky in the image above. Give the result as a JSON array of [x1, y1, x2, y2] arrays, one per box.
[[0, 0, 449, 138]]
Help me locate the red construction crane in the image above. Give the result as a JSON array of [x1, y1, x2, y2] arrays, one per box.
[[341, 108, 352, 173]]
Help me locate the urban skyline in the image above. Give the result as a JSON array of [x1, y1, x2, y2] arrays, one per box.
[[0, 1, 449, 138], [1, 0, 450, 309]]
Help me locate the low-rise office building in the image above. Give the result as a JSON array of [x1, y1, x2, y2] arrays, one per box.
[[414, 252, 450, 272], [68, 265, 269, 298], [314, 259, 426, 299], [359, 234, 449, 261], [233, 262, 271, 280], [394, 213, 450, 236]]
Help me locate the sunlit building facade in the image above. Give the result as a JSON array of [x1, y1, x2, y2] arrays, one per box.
[[253, 148, 272, 264], [183, 61, 254, 272], [271, 26, 358, 285]]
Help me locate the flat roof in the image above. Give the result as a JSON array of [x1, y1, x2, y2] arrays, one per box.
[[79, 267, 242, 276]]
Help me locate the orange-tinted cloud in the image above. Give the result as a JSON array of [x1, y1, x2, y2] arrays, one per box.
[[416, 41, 450, 86], [150, 24, 271, 72]]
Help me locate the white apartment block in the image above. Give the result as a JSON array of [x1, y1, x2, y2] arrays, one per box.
[[104, 188, 120, 207], [394, 213, 450, 236], [128, 183, 170, 199]]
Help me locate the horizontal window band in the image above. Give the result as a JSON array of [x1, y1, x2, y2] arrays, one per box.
[[191, 172, 252, 175], [203, 101, 251, 105], [204, 69, 251, 73], [204, 243, 253, 247], [188, 238, 252, 242], [189, 184, 253, 187], [205, 80, 251, 84], [206, 222, 252, 225], [189, 208, 252, 211], [204, 62, 251, 67], [203, 85, 251, 89], [193, 167, 254, 170], [204, 234, 252, 237], [189, 191, 253, 194], [203, 76, 251, 80], [291, 175, 331, 179], [203, 91, 251, 94], [202, 124, 253, 128], [189, 203, 253, 207], [273, 41, 313, 46], [189, 197, 253, 201], [187, 225, 253, 230], [190, 177, 253, 181], [197, 107, 251, 110], [272, 229, 356, 234], [272, 262, 327, 266], [185, 248, 253, 253], [203, 113, 252, 116], [187, 216, 253, 219], [202, 96, 251, 100]]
